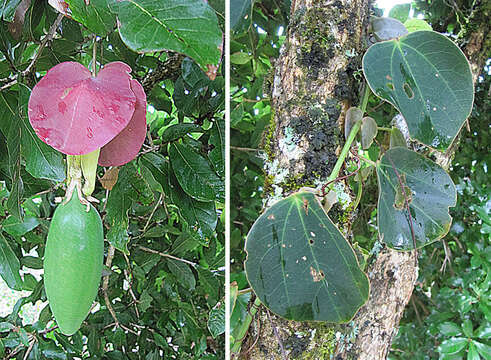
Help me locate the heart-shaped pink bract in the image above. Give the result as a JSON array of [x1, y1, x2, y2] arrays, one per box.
[[98, 78, 147, 166], [28, 61, 146, 165]]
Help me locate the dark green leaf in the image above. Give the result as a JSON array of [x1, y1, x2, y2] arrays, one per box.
[[377, 147, 456, 250], [390, 127, 407, 148], [66, 0, 116, 36], [0, 0, 21, 21], [20, 255, 43, 269], [462, 318, 474, 338], [167, 258, 195, 290], [363, 31, 474, 150], [439, 322, 462, 336], [1, 215, 39, 236], [207, 303, 225, 338], [161, 123, 203, 143], [18, 328, 29, 346], [197, 268, 220, 305], [112, 0, 222, 72], [230, 0, 252, 31], [245, 192, 369, 322], [0, 232, 23, 290], [105, 161, 154, 253], [209, 119, 225, 177], [169, 141, 223, 202], [438, 337, 468, 354]]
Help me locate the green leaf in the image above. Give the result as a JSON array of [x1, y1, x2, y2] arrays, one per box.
[[371, 16, 408, 41], [161, 123, 203, 143], [462, 318, 474, 338], [439, 322, 462, 336], [363, 31, 474, 150], [0, 0, 21, 21], [230, 0, 252, 31], [361, 116, 377, 149], [0, 88, 65, 182], [209, 119, 225, 177], [140, 152, 218, 243], [169, 141, 223, 202], [166, 258, 196, 290], [207, 303, 225, 338], [112, 0, 222, 73], [388, 3, 411, 23], [0, 232, 23, 290], [476, 324, 491, 340], [404, 19, 432, 32], [18, 328, 29, 346], [390, 127, 407, 148], [468, 342, 480, 360], [377, 148, 456, 250], [66, 0, 115, 36], [230, 51, 252, 65], [197, 268, 220, 305], [105, 161, 154, 253], [20, 255, 43, 269], [438, 337, 468, 355], [1, 215, 39, 236], [475, 341, 491, 359], [0, 322, 14, 332], [245, 192, 369, 322]]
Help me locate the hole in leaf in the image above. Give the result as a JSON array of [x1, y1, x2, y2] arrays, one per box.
[[309, 238, 314, 245], [310, 267, 325, 282], [403, 83, 414, 99], [386, 82, 395, 91]]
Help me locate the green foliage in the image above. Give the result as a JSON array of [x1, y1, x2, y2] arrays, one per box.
[[0, 1, 224, 358], [245, 192, 369, 322]]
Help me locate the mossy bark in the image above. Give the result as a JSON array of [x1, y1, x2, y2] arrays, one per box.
[[244, 0, 488, 359]]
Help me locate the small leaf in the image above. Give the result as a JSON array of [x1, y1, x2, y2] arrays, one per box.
[[169, 141, 223, 202], [166, 258, 196, 290], [344, 107, 363, 140], [100, 167, 120, 191], [468, 342, 480, 360], [0, 233, 23, 290], [390, 127, 407, 148], [361, 116, 377, 149], [230, 52, 252, 65], [388, 4, 410, 23], [161, 123, 203, 143], [66, 0, 115, 36], [371, 16, 408, 41], [462, 318, 474, 338], [377, 148, 457, 250], [209, 119, 225, 177], [245, 192, 369, 322], [475, 341, 491, 359], [18, 328, 29, 347], [2, 215, 39, 236], [439, 322, 462, 336], [112, 0, 222, 74], [0, 322, 14, 332], [363, 31, 474, 150], [404, 18, 432, 32], [438, 337, 468, 355], [198, 268, 220, 305], [208, 303, 225, 338]]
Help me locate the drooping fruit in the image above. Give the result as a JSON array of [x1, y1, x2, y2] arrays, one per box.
[[44, 191, 104, 335]]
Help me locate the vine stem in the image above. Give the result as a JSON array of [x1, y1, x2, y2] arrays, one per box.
[[324, 83, 371, 187]]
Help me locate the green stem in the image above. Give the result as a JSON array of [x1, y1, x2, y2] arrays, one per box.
[[231, 297, 261, 354], [325, 83, 371, 185], [377, 126, 392, 131]]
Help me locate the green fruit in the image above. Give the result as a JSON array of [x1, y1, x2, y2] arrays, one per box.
[[44, 192, 104, 335]]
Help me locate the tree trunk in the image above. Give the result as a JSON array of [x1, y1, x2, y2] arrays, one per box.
[[244, 0, 489, 359]]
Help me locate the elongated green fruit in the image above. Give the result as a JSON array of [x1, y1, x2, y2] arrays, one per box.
[[44, 192, 104, 335]]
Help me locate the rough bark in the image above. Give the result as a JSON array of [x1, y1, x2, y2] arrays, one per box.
[[244, 0, 489, 359]]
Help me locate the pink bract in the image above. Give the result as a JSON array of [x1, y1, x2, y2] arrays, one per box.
[[98, 79, 147, 166], [28, 61, 138, 155]]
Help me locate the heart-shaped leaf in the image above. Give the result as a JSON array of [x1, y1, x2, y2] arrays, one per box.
[[361, 116, 377, 149], [99, 78, 147, 166], [245, 192, 369, 322], [28, 61, 137, 155], [371, 16, 408, 41], [377, 147, 456, 250], [363, 31, 473, 150], [111, 0, 222, 76]]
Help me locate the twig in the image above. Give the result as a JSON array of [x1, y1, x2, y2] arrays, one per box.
[[321, 147, 362, 197], [141, 193, 163, 234], [123, 268, 140, 319], [38, 325, 58, 335], [22, 337, 36, 360], [230, 146, 258, 152], [241, 317, 261, 356], [0, 79, 17, 91], [266, 310, 287, 360], [103, 245, 119, 328], [440, 239, 454, 275], [411, 297, 423, 326], [138, 245, 197, 267], [21, 13, 64, 77]]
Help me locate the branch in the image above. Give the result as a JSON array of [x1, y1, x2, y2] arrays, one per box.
[[141, 52, 184, 94], [138, 245, 197, 267]]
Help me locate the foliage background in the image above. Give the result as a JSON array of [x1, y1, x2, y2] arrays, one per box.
[[230, 0, 490, 358], [0, 1, 225, 359]]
